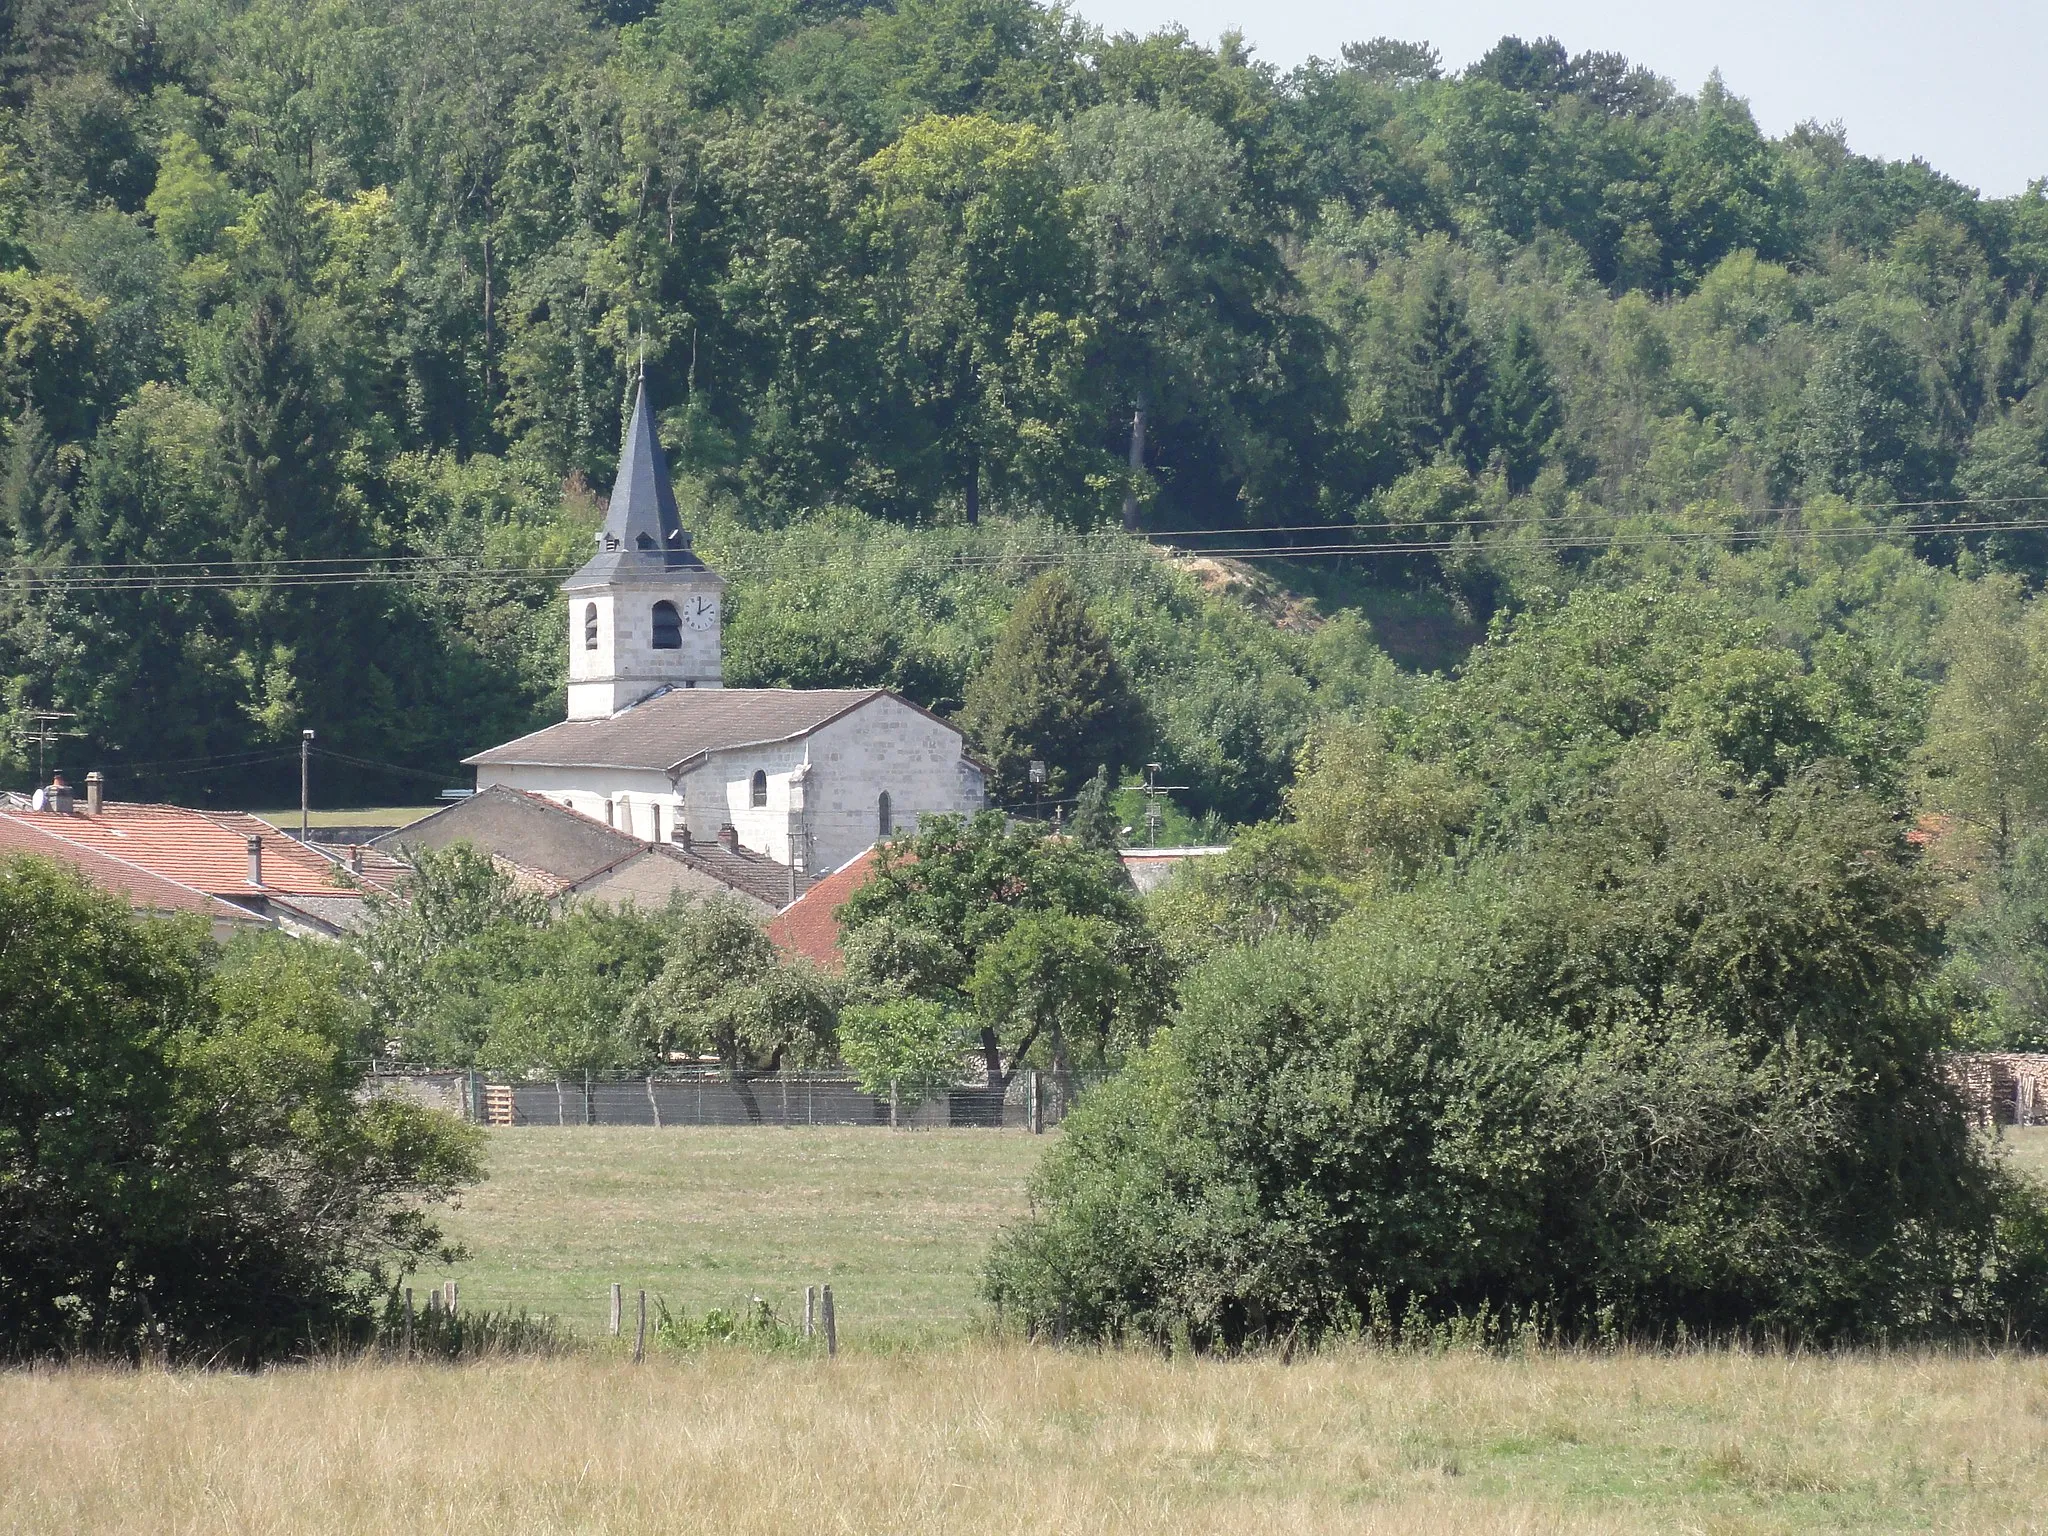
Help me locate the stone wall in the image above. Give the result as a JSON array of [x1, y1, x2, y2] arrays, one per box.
[[1946, 1052, 2048, 1127]]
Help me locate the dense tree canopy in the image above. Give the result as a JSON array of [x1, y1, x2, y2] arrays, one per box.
[[0, 0, 2042, 817]]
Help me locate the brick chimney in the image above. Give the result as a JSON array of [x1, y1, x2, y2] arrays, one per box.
[[84, 771, 103, 815], [718, 822, 739, 851], [347, 844, 364, 876], [677, 823, 692, 850], [247, 835, 264, 887], [44, 773, 73, 814]]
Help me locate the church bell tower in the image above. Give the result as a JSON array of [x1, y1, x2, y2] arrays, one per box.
[[563, 378, 724, 720]]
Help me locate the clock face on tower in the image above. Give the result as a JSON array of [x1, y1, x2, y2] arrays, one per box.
[[683, 593, 719, 631]]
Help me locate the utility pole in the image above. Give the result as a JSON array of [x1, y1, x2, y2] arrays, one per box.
[[16, 710, 79, 782], [1141, 762, 1186, 848], [300, 729, 315, 841], [1028, 759, 1046, 825]]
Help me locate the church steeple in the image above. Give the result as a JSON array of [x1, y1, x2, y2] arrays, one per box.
[[567, 377, 706, 585], [562, 377, 724, 720]]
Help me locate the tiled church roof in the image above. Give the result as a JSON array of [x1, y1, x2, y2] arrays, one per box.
[[465, 688, 887, 772]]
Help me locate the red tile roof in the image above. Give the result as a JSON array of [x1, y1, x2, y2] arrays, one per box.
[[765, 845, 880, 971], [0, 803, 405, 901], [0, 815, 259, 923]]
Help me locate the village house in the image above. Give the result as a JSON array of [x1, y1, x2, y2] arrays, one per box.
[[380, 782, 796, 912], [0, 773, 407, 938]]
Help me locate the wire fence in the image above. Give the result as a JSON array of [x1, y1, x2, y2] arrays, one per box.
[[359, 1066, 1104, 1132]]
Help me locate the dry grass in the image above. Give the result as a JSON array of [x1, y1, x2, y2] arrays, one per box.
[[7, 1344, 2048, 1533], [420, 1127, 1044, 1343]]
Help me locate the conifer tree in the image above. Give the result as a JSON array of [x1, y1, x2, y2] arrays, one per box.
[[960, 572, 1146, 802]]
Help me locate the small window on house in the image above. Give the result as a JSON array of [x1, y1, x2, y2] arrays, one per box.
[[652, 600, 682, 649], [636, 532, 655, 550], [583, 602, 599, 650], [877, 791, 892, 837], [750, 770, 768, 808]]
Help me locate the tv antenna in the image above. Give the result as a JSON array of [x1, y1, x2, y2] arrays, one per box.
[[16, 709, 81, 781]]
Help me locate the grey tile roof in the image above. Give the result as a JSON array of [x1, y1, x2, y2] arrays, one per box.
[[464, 688, 889, 772], [563, 379, 713, 590], [650, 840, 801, 909], [374, 783, 805, 910], [377, 784, 644, 882]]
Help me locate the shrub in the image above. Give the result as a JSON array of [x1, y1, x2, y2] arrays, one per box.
[[0, 857, 482, 1363], [987, 758, 2048, 1348]]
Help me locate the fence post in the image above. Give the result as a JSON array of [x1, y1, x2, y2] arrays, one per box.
[[1029, 1070, 1042, 1135], [610, 1283, 623, 1337], [634, 1290, 647, 1363], [445, 1280, 458, 1319], [585, 1070, 594, 1126], [556, 1078, 565, 1126], [647, 1074, 661, 1128], [890, 1077, 899, 1129], [804, 1285, 816, 1338], [821, 1284, 837, 1357], [403, 1288, 414, 1358]]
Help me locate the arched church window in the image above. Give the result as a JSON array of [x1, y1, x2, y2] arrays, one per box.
[[652, 600, 682, 649], [750, 770, 768, 808], [877, 791, 892, 837], [583, 603, 599, 650]]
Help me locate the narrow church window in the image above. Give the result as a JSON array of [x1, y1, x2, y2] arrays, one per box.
[[877, 791, 892, 837], [584, 603, 599, 649], [652, 600, 682, 649], [750, 770, 767, 808]]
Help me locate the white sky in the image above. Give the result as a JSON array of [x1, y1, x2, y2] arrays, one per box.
[[1067, 0, 2048, 198]]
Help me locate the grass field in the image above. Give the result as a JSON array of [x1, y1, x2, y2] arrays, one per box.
[[13, 1126, 2048, 1532], [10, 1346, 2048, 1533], [418, 1126, 1046, 1344]]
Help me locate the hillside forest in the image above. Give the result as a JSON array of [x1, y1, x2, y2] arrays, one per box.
[[16, 0, 2048, 1355]]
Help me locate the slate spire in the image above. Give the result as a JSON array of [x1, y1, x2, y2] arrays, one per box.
[[565, 376, 705, 587]]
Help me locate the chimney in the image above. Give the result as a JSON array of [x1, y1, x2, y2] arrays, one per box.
[[45, 773, 73, 814], [678, 823, 692, 850], [84, 771, 103, 815], [718, 822, 739, 851], [348, 844, 364, 876], [247, 835, 264, 887]]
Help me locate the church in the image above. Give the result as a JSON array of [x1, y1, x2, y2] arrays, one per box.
[[461, 379, 987, 884]]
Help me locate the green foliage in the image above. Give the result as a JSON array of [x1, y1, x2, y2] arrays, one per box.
[[838, 810, 1162, 1082], [626, 897, 838, 1070], [652, 1293, 810, 1352], [839, 996, 973, 1105], [0, 856, 482, 1362], [1145, 823, 1341, 966], [988, 760, 2048, 1348], [959, 569, 1146, 800]]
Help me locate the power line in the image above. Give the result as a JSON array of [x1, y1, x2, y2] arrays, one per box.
[[311, 746, 465, 785], [11, 498, 2048, 594]]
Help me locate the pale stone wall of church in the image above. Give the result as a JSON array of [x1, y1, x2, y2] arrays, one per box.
[[677, 696, 985, 873], [475, 697, 984, 874]]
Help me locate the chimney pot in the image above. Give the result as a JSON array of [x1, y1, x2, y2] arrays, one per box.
[[348, 844, 364, 875], [84, 771, 103, 815], [678, 824, 692, 850], [45, 773, 73, 814], [247, 835, 264, 887], [718, 823, 739, 850]]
